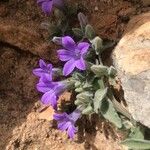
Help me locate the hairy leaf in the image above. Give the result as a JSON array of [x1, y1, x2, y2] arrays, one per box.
[[72, 28, 84, 38], [121, 139, 150, 149], [78, 12, 88, 29], [91, 65, 108, 77], [101, 99, 122, 128], [82, 105, 94, 115], [94, 88, 108, 113], [108, 66, 117, 77], [85, 24, 95, 40], [129, 126, 144, 139], [91, 36, 103, 55]]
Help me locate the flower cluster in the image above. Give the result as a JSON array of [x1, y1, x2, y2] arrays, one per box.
[[33, 59, 66, 108], [33, 36, 89, 138]]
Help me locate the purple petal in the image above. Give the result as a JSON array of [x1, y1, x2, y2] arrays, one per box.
[[41, 91, 57, 107], [77, 42, 90, 55], [36, 81, 53, 93], [33, 68, 45, 77], [53, 113, 67, 121], [63, 59, 75, 76], [47, 64, 52, 70], [42, 1, 53, 14], [57, 49, 72, 61], [62, 36, 76, 50], [75, 57, 86, 70], [67, 124, 77, 139], [69, 109, 81, 122], [37, 0, 47, 5], [39, 59, 46, 69], [58, 122, 70, 131]]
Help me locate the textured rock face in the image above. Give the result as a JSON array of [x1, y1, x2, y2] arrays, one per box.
[[113, 13, 150, 127]]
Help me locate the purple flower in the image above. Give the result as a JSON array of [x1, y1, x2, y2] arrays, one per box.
[[57, 36, 90, 76], [37, 0, 64, 14], [53, 109, 81, 139], [37, 77, 66, 108], [33, 59, 54, 81]]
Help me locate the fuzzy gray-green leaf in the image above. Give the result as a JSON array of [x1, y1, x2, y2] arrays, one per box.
[[101, 99, 122, 128], [121, 139, 150, 149], [91, 65, 108, 77], [85, 24, 95, 40], [129, 126, 144, 139], [72, 28, 84, 38], [91, 36, 103, 55], [82, 105, 94, 115], [94, 88, 108, 113], [108, 66, 117, 77]]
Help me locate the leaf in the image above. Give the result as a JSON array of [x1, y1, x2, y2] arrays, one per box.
[[38, 106, 54, 121], [85, 24, 95, 40], [108, 66, 117, 77], [129, 126, 144, 139], [75, 91, 93, 112], [101, 99, 122, 128], [75, 87, 84, 92], [72, 28, 84, 38], [78, 12, 88, 29], [91, 65, 108, 77], [91, 36, 103, 55], [76, 91, 93, 102], [121, 139, 150, 149], [75, 81, 81, 88], [82, 105, 94, 115], [94, 88, 108, 113]]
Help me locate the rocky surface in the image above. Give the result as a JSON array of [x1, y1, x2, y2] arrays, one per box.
[[113, 12, 150, 127]]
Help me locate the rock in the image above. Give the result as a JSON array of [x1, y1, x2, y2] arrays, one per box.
[[112, 13, 150, 127]]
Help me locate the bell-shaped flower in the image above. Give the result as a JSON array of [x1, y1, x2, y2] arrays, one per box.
[[37, 77, 67, 108], [57, 36, 90, 76], [33, 59, 56, 81], [53, 109, 81, 139], [37, 0, 64, 14]]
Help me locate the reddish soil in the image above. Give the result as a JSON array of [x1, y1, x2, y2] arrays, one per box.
[[0, 0, 149, 149]]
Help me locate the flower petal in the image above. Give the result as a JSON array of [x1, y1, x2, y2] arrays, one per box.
[[77, 42, 90, 55], [75, 57, 86, 70], [37, 0, 46, 5], [69, 109, 81, 122], [63, 59, 75, 76], [62, 36, 76, 50], [32, 68, 45, 77], [58, 121, 70, 131], [41, 91, 57, 107], [42, 1, 53, 14], [39, 59, 46, 69], [53, 113, 67, 121], [57, 49, 72, 61], [36, 81, 53, 93], [67, 124, 77, 139]]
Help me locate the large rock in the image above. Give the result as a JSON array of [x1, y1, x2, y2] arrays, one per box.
[[112, 13, 150, 127]]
